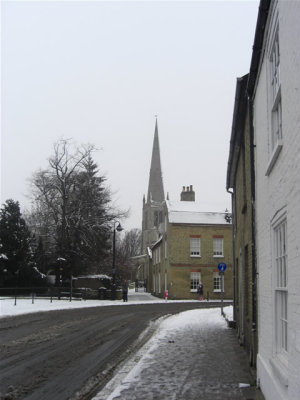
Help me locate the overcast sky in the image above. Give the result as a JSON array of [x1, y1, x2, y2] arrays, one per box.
[[1, 0, 259, 231]]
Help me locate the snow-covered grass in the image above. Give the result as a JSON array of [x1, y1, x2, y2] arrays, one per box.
[[0, 291, 157, 317]]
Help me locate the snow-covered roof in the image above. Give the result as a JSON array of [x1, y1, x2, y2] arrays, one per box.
[[166, 200, 231, 225]]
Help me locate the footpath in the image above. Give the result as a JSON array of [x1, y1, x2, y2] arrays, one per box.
[[92, 290, 265, 400]]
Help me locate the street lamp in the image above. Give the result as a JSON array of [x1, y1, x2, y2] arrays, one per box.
[[112, 221, 123, 299]]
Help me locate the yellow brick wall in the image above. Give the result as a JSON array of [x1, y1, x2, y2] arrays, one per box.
[[232, 110, 257, 362], [150, 223, 233, 300]]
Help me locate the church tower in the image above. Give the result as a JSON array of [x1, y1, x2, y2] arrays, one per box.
[[142, 119, 165, 253]]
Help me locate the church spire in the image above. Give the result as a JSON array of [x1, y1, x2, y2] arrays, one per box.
[[147, 118, 165, 203]]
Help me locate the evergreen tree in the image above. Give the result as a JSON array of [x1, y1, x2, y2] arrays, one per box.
[[0, 199, 36, 285], [67, 155, 113, 275]]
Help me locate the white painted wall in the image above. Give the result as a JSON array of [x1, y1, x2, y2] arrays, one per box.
[[254, 2, 300, 399]]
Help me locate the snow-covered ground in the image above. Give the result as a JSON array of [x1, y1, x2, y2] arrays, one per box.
[[92, 306, 235, 400], [0, 289, 232, 318], [0, 290, 236, 400], [0, 290, 156, 317]]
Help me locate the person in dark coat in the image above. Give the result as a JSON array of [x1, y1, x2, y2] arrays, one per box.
[[122, 279, 128, 302], [197, 282, 203, 301]]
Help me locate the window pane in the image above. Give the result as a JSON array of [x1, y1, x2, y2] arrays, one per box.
[[190, 272, 200, 290], [213, 238, 223, 256], [274, 219, 288, 353], [213, 272, 223, 291], [190, 238, 200, 256]]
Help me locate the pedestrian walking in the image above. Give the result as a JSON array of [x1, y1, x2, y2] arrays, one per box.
[[122, 279, 128, 302], [164, 289, 168, 302], [197, 282, 203, 301]]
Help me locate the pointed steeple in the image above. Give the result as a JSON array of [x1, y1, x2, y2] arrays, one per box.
[[147, 118, 165, 203]]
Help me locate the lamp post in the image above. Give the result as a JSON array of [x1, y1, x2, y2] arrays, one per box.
[[112, 221, 123, 299], [56, 257, 66, 300]]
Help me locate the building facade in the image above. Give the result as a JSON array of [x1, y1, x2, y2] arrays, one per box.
[[150, 194, 233, 300], [253, 2, 300, 399], [227, 1, 300, 399], [227, 74, 258, 366], [138, 121, 233, 300]]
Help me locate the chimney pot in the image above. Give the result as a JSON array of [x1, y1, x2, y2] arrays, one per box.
[[180, 184, 195, 202]]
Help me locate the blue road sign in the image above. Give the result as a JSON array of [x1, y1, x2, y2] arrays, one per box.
[[218, 262, 227, 272]]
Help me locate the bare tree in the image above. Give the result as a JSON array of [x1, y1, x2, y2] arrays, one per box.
[[116, 228, 141, 280], [29, 140, 125, 278]]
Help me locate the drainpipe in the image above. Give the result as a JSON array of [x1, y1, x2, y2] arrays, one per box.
[[227, 188, 236, 324], [248, 96, 257, 334]]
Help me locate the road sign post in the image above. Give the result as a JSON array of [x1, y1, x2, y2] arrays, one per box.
[[218, 263, 227, 316]]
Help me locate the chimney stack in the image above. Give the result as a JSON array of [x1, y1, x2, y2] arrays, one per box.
[[180, 185, 195, 201]]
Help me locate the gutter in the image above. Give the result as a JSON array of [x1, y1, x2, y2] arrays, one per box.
[[227, 187, 236, 324], [247, 0, 271, 97], [248, 96, 257, 334]]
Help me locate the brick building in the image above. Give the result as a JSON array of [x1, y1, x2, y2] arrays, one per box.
[[227, 74, 258, 366], [137, 120, 233, 300], [149, 191, 233, 300]]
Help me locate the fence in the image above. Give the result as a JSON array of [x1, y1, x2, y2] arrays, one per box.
[[0, 286, 87, 305]]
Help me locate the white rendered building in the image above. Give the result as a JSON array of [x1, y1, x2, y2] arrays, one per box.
[[249, 1, 300, 399]]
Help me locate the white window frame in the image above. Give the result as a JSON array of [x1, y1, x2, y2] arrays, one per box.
[[273, 216, 288, 357], [213, 238, 224, 257], [266, 16, 283, 175], [190, 237, 201, 257], [190, 272, 201, 292], [213, 272, 224, 292]]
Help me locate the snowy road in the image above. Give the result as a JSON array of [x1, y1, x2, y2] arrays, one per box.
[[0, 296, 222, 400]]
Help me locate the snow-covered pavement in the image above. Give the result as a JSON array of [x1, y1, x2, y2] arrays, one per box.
[[91, 306, 264, 400]]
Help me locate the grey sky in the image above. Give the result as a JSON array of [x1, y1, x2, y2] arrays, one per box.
[[1, 0, 259, 231]]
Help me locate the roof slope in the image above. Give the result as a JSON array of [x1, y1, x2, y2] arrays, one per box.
[[166, 200, 230, 225]]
